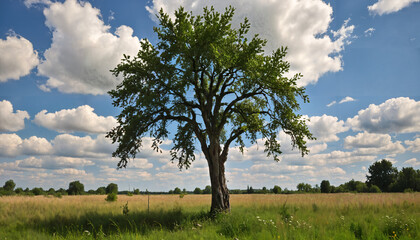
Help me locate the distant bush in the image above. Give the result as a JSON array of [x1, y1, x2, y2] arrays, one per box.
[[106, 183, 118, 194], [272, 185, 282, 194], [193, 187, 202, 194], [106, 193, 118, 202], [369, 185, 381, 193]]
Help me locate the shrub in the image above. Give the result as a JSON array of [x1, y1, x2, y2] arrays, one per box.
[[272, 185, 282, 194], [369, 185, 381, 193], [106, 183, 118, 194], [105, 192, 118, 202]]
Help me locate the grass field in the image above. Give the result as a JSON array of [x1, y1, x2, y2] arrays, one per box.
[[0, 193, 419, 239]]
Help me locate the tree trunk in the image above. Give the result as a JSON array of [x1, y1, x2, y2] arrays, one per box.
[[207, 145, 230, 214]]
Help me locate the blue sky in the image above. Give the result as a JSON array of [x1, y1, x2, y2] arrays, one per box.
[[1, 0, 419, 191]]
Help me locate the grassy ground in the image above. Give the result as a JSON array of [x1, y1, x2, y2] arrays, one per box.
[[0, 193, 419, 239]]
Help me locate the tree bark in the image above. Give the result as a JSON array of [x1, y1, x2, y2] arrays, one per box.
[[207, 144, 230, 214]]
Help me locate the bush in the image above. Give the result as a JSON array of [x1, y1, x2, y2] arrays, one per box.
[[369, 185, 381, 193], [106, 183, 118, 194], [272, 185, 282, 194], [193, 187, 202, 194], [68, 181, 84, 195], [105, 192, 118, 202]]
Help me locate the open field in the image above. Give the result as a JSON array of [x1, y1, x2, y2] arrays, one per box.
[[1, 193, 419, 239]]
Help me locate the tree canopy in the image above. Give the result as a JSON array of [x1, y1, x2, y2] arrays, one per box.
[[107, 6, 313, 212], [366, 159, 398, 192]]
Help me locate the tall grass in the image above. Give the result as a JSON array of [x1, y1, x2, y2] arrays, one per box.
[[0, 193, 418, 239]]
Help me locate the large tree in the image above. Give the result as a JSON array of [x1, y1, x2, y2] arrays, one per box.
[[107, 6, 313, 213], [366, 159, 397, 192]]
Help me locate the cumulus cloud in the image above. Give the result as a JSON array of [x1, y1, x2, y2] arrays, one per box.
[[250, 163, 315, 174], [405, 138, 420, 152], [51, 134, 114, 158], [0, 133, 23, 157], [403, 158, 420, 166], [146, 0, 354, 86], [53, 168, 88, 175], [0, 100, 30, 132], [0, 34, 39, 82], [34, 105, 117, 133], [24, 0, 51, 8], [0, 134, 53, 157], [368, 0, 420, 15], [346, 97, 420, 134], [344, 132, 405, 156], [21, 136, 54, 155], [326, 96, 355, 107], [38, 0, 141, 94], [344, 132, 391, 149], [307, 115, 349, 142], [18, 156, 93, 169]]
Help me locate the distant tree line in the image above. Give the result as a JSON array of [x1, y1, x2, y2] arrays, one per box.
[[1, 159, 418, 197]]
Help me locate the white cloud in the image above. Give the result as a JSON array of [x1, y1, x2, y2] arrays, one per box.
[[0, 134, 53, 157], [250, 163, 315, 174], [34, 105, 117, 133], [327, 96, 355, 107], [344, 132, 391, 149], [364, 28, 375, 37], [0, 34, 39, 82], [347, 97, 420, 134], [307, 115, 349, 142], [344, 132, 405, 156], [129, 158, 153, 169], [405, 138, 420, 152], [146, 0, 354, 86], [53, 168, 87, 175], [339, 96, 355, 104], [326, 101, 336, 107], [368, 0, 420, 15], [18, 156, 93, 169], [0, 133, 23, 157], [0, 100, 30, 132], [21, 136, 54, 155], [38, 0, 141, 94], [24, 0, 52, 8], [51, 134, 114, 158], [403, 158, 420, 166]]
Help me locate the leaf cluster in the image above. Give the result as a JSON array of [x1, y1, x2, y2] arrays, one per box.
[[107, 6, 313, 169]]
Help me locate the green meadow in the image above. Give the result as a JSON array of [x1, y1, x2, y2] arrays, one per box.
[[0, 193, 419, 239]]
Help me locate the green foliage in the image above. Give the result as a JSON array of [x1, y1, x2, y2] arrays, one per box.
[[272, 185, 282, 194], [349, 222, 363, 240], [392, 167, 420, 192], [105, 193, 118, 202], [67, 181, 84, 195], [31, 187, 45, 196], [122, 202, 129, 215], [369, 185, 381, 193], [366, 159, 398, 192], [203, 185, 211, 194], [133, 188, 140, 195], [3, 179, 16, 192], [173, 187, 182, 194], [107, 6, 312, 170], [14, 187, 23, 194], [106, 183, 118, 194], [320, 180, 331, 193], [96, 186, 106, 195], [193, 187, 202, 194], [297, 183, 312, 192]]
